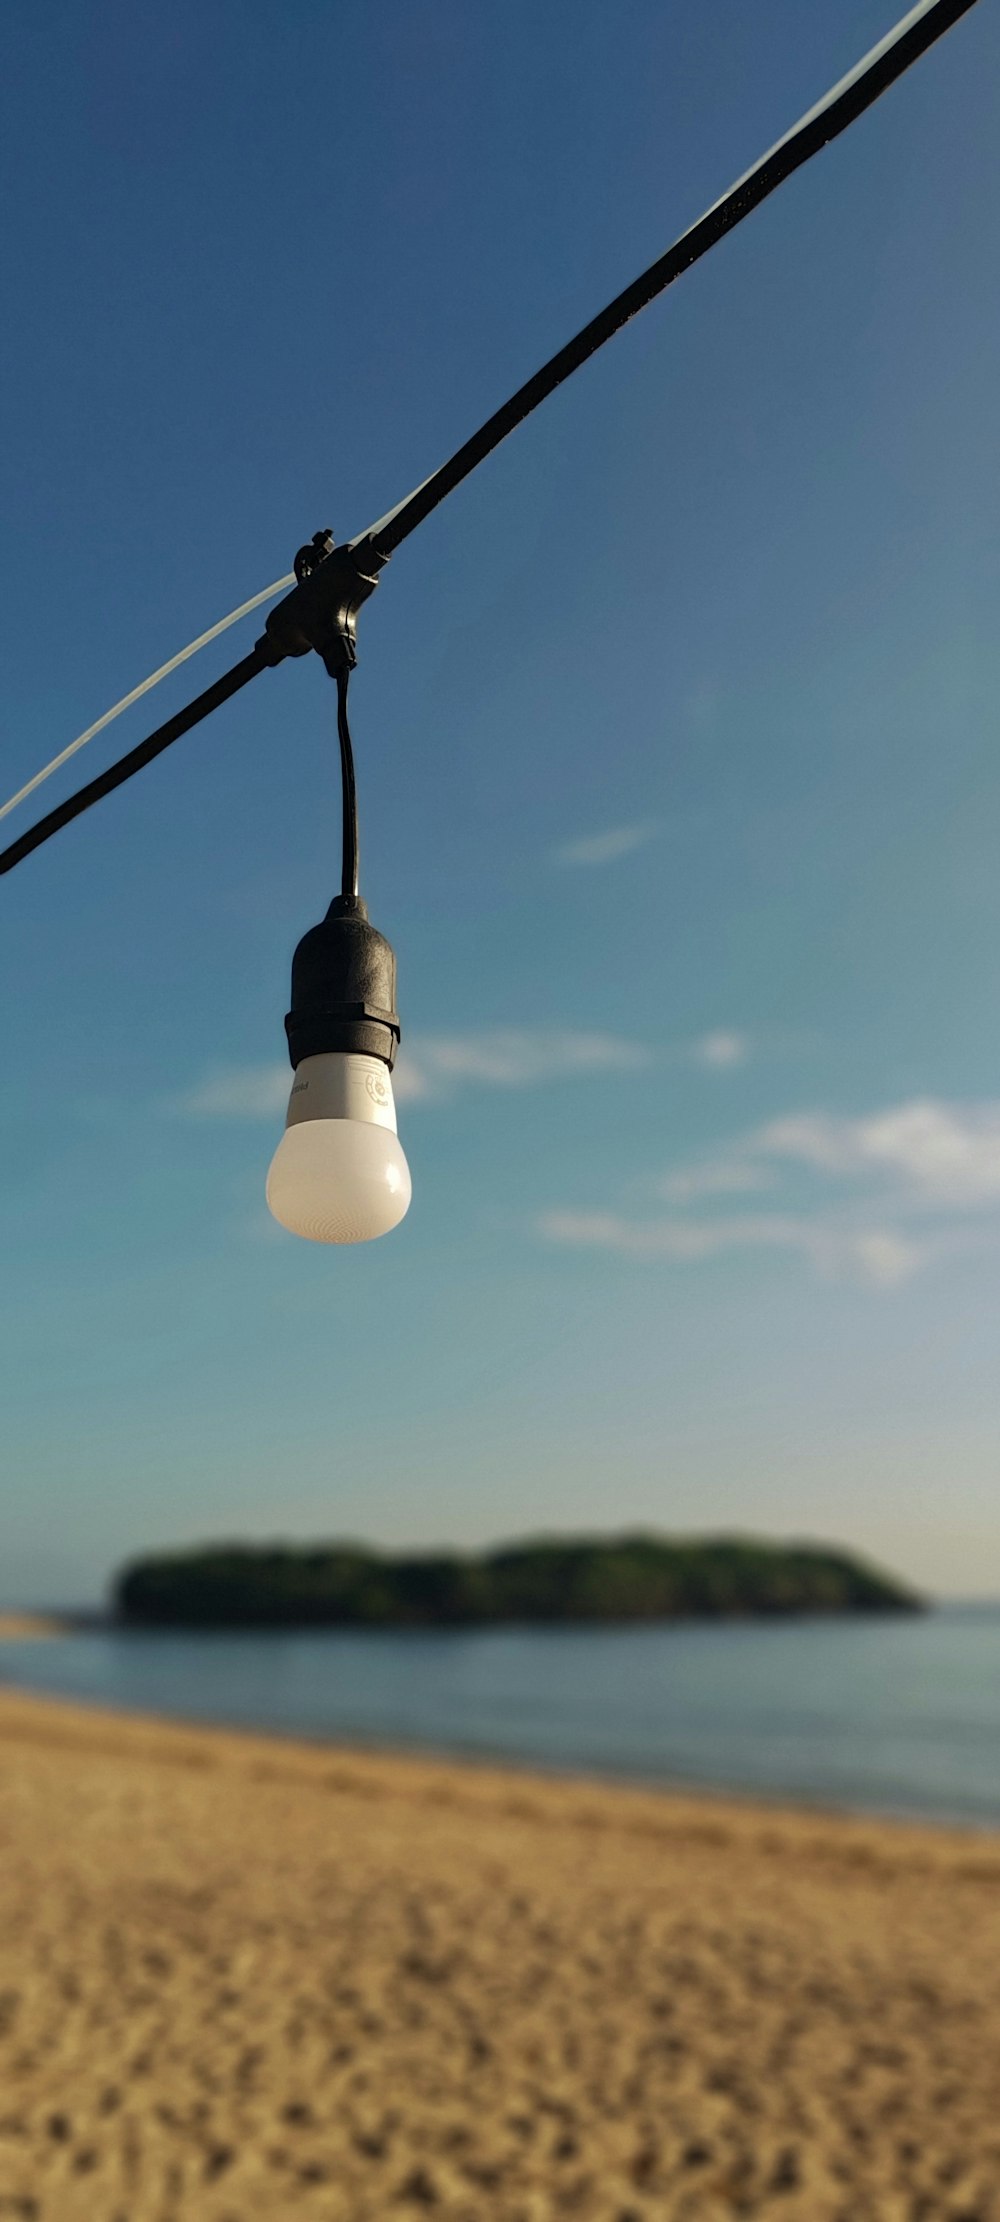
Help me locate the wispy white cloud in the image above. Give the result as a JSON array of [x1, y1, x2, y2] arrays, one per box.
[[177, 1064, 290, 1119], [755, 1101, 1000, 1207], [842, 1231, 929, 1286], [553, 822, 658, 868], [661, 1098, 1000, 1214], [660, 1159, 773, 1203], [174, 1024, 755, 1122], [397, 1030, 646, 1101], [542, 1095, 1000, 1291], [539, 1210, 927, 1287], [174, 1030, 648, 1119], [689, 1030, 749, 1070]]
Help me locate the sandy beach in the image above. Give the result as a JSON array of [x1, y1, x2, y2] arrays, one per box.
[[0, 1690, 998, 2220]]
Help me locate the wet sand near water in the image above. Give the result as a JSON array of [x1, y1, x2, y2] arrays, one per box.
[[0, 1686, 998, 2220]]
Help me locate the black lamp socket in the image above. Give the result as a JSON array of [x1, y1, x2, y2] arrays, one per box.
[[284, 895, 400, 1072]]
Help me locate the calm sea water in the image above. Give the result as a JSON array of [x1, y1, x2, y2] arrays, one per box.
[[3, 1609, 999, 1828]]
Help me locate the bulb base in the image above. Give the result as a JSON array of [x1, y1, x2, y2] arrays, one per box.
[[285, 1053, 398, 1133]]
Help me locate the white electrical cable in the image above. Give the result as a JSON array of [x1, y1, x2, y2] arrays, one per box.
[[0, 572, 295, 826], [0, 0, 978, 875], [704, 0, 956, 222]]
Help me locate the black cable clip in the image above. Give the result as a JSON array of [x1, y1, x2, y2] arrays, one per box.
[[259, 531, 389, 678], [293, 528, 337, 582]]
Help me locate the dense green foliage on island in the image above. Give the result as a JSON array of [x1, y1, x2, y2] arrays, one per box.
[[115, 1534, 922, 1627]]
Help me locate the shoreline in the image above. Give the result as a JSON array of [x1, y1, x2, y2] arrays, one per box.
[[2, 1687, 1000, 2217], [1, 1678, 999, 1870], [3, 1653, 1000, 1839], [0, 1610, 75, 1640]]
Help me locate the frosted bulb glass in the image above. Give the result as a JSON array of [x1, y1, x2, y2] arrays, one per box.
[[266, 1121, 411, 1243], [265, 1053, 412, 1244]]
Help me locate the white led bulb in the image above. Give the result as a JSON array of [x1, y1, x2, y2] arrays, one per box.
[[266, 1051, 411, 1244]]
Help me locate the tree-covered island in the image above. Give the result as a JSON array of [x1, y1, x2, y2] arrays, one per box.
[[115, 1534, 923, 1627]]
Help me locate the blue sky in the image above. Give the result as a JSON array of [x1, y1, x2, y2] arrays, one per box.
[[2, 0, 999, 1605]]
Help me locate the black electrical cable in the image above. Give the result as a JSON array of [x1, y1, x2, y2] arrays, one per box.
[[373, 0, 980, 557], [0, 647, 269, 879], [0, 0, 981, 885], [336, 667, 360, 898]]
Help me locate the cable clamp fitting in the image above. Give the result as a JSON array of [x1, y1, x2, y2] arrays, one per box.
[[258, 532, 389, 677]]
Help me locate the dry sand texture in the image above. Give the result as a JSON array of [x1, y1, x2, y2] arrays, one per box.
[[0, 1689, 999, 2221]]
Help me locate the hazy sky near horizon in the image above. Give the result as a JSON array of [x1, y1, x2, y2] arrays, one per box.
[[2, 1, 1000, 1605]]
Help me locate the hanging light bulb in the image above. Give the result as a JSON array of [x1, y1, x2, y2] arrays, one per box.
[[266, 1051, 410, 1242], [266, 894, 411, 1244]]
